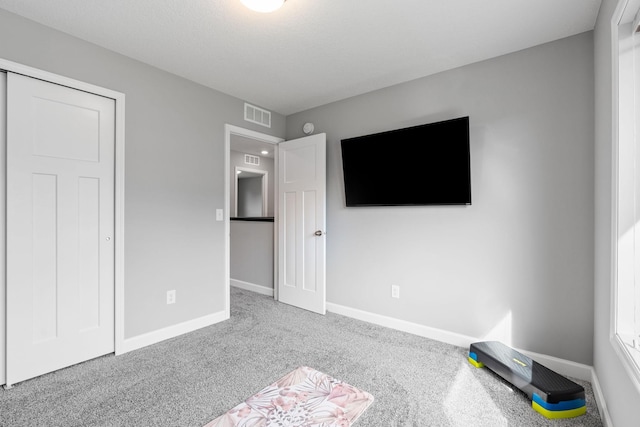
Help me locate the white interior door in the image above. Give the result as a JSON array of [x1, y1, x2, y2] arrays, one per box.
[[278, 133, 326, 314], [6, 72, 115, 386]]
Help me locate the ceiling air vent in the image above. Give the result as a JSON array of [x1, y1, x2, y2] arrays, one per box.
[[244, 154, 260, 166], [244, 103, 271, 128]]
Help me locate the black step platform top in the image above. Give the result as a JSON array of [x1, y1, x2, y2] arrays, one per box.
[[470, 341, 584, 404]]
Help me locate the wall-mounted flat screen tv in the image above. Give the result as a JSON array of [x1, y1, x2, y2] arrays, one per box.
[[340, 116, 471, 206]]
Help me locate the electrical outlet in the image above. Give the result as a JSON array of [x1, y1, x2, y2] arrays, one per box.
[[391, 285, 400, 299], [167, 290, 176, 305]]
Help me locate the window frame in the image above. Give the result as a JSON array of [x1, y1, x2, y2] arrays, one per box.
[[612, 0, 640, 394]]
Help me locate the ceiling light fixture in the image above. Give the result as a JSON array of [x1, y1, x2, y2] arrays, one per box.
[[261, 150, 269, 155], [241, 0, 286, 13]]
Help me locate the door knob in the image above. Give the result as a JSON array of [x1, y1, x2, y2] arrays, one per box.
[[314, 230, 324, 236]]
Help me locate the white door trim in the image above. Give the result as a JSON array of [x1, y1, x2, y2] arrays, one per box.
[[224, 124, 283, 311], [0, 58, 126, 374], [0, 72, 6, 386]]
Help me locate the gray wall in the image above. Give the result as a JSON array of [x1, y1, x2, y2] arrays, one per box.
[[594, 0, 640, 425], [0, 8, 285, 339], [286, 32, 595, 365], [230, 221, 274, 290]]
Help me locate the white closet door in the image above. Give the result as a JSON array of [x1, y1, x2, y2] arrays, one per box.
[[6, 72, 115, 386]]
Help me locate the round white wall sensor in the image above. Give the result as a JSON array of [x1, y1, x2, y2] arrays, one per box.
[[303, 122, 315, 135]]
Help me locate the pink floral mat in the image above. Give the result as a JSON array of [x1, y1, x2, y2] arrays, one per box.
[[204, 366, 374, 427]]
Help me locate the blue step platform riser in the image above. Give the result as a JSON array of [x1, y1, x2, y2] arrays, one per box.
[[532, 393, 585, 411]]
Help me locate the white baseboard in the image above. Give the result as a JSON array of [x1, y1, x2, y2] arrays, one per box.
[[117, 310, 228, 355], [326, 301, 593, 381], [519, 349, 593, 382], [231, 279, 274, 297], [590, 370, 614, 427], [327, 302, 477, 348]]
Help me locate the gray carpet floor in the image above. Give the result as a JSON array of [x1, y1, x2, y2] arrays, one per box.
[[0, 287, 603, 426]]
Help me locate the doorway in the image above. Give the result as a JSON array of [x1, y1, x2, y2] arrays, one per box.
[[224, 125, 328, 316], [235, 167, 268, 218], [224, 125, 282, 312]]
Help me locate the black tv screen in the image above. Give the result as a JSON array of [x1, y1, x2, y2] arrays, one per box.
[[340, 116, 471, 206]]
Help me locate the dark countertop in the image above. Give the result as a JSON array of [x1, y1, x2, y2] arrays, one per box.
[[231, 217, 274, 222]]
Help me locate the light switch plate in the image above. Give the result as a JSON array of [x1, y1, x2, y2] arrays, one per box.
[[216, 209, 223, 221]]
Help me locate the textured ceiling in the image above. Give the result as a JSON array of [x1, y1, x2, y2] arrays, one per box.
[[0, 0, 602, 115]]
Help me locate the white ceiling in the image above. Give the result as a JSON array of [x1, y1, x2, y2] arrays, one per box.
[[231, 134, 276, 158], [0, 0, 602, 116]]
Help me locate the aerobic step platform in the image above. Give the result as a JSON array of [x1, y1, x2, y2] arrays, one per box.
[[468, 341, 586, 419]]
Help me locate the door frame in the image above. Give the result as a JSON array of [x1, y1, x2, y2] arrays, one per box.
[[0, 58, 126, 387], [224, 124, 283, 313]]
